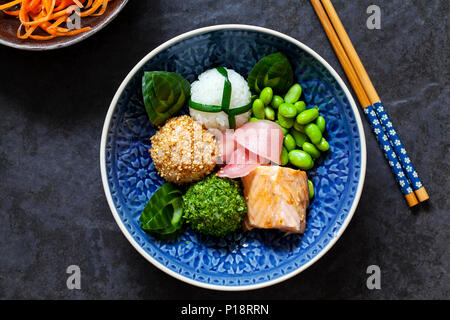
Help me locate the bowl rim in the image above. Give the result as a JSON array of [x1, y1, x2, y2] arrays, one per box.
[[100, 24, 367, 291], [0, 0, 129, 51]]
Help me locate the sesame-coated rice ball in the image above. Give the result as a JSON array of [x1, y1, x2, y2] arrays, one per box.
[[149, 115, 219, 184]]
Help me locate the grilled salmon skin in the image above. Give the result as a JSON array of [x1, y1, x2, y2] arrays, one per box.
[[242, 166, 309, 234]]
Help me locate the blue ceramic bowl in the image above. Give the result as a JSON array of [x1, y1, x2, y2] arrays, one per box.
[[100, 25, 366, 290]]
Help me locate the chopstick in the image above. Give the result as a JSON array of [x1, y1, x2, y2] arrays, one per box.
[[319, 0, 429, 203], [310, 0, 427, 207]]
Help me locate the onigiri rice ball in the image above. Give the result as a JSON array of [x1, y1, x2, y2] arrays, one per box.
[[190, 68, 252, 131]]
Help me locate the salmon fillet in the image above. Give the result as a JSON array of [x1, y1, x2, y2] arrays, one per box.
[[242, 166, 309, 234]]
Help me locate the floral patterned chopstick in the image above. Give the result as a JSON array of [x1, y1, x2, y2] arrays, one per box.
[[363, 105, 418, 205], [372, 102, 427, 198], [318, 0, 429, 203], [310, 0, 427, 206]]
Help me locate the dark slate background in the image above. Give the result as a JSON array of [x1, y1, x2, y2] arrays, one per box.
[[0, 0, 448, 300]]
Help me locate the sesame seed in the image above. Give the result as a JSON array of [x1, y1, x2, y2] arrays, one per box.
[[149, 115, 219, 184]]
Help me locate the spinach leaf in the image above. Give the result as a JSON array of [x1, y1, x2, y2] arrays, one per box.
[[247, 52, 294, 95]]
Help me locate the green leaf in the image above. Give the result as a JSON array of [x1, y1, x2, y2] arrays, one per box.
[[247, 52, 294, 95], [139, 183, 185, 238], [142, 71, 190, 126], [228, 101, 252, 116], [189, 100, 222, 113]]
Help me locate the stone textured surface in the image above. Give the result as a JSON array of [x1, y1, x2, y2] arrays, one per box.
[[0, 0, 448, 299]]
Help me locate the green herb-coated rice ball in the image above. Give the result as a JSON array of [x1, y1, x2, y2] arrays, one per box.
[[182, 174, 247, 237]]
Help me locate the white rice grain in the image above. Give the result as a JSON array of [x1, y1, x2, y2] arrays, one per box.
[[189, 68, 252, 131]]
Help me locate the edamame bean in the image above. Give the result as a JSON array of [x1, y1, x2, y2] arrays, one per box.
[[252, 98, 265, 119], [264, 106, 275, 120], [293, 122, 305, 133], [308, 179, 314, 199], [249, 117, 259, 122], [280, 147, 289, 165], [284, 84, 302, 103], [290, 129, 308, 147], [275, 120, 289, 137], [316, 115, 326, 133], [296, 108, 319, 125], [271, 95, 284, 109], [305, 123, 323, 144], [288, 150, 314, 170], [284, 134, 296, 151], [294, 101, 306, 114], [277, 113, 295, 129], [278, 103, 298, 118], [316, 137, 330, 151], [302, 142, 321, 159], [259, 87, 273, 105], [275, 121, 289, 136]]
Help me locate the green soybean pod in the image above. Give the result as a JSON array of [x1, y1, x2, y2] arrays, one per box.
[[293, 122, 305, 133], [296, 108, 319, 125], [308, 179, 314, 199], [264, 106, 275, 120], [316, 115, 326, 133], [271, 95, 284, 109], [305, 123, 323, 144], [294, 101, 306, 114], [302, 142, 321, 159], [316, 137, 330, 151], [284, 83, 302, 103], [284, 134, 296, 151], [290, 129, 308, 148], [288, 150, 314, 170], [278, 103, 298, 118], [259, 87, 273, 105], [277, 113, 295, 129], [249, 117, 259, 122], [280, 147, 289, 166], [252, 98, 265, 119]]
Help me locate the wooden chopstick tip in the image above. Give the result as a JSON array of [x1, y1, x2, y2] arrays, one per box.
[[405, 192, 419, 207], [415, 187, 429, 203]]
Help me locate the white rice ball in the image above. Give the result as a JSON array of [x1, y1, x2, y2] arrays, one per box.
[[190, 68, 252, 131]]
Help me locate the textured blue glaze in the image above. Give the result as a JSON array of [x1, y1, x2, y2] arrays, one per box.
[[104, 29, 362, 287]]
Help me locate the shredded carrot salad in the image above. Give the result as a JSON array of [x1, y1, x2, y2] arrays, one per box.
[[0, 0, 113, 40]]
